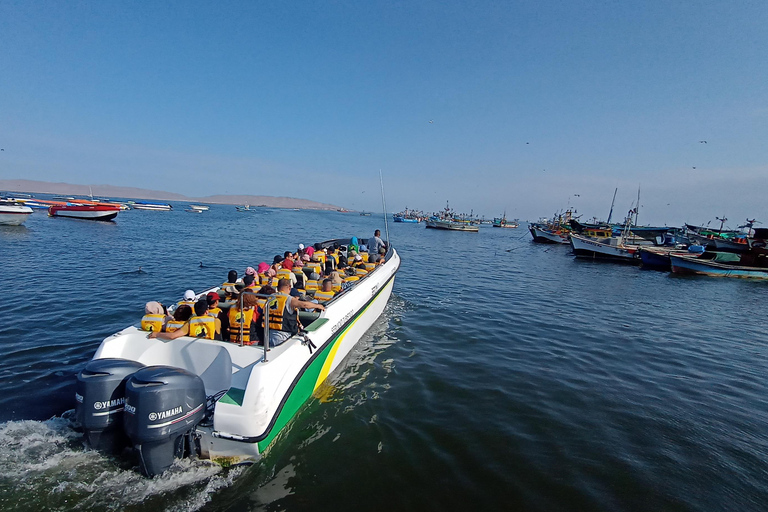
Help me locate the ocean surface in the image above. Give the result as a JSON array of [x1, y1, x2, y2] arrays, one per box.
[[1, 202, 767, 512]]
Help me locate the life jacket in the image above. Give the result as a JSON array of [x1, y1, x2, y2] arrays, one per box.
[[314, 290, 335, 302], [344, 275, 360, 283], [307, 262, 322, 274], [305, 280, 319, 293], [141, 314, 165, 332], [354, 266, 368, 276], [364, 262, 376, 272], [332, 283, 342, 293], [208, 307, 222, 318], [315, 252, 326, 263], [361, 252, 369, 263], [221, 281, 236, 289], [178, 300, 196, 310], [189, 315, 216, 339], [228, 307, 256, 344], [166, 320, 187, 333], [277, 268, 293, 280], [258, 273, 270, 285], [267, 294, 298, 334]]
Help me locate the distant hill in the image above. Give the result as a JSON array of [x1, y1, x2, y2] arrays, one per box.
[[0, 179, 342, 210]]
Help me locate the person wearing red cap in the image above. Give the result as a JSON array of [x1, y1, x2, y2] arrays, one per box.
[[207, 292, 222, 318]]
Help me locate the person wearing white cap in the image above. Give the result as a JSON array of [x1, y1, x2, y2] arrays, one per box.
[[298, 243, 305, 251], [178, 290, 196, 311]]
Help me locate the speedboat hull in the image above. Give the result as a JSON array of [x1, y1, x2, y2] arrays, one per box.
[[49, 205, 119, 221], [0, 204, 34, 225], [85, 243, 400, 469]]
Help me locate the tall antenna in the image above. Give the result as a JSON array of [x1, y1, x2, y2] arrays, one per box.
[[379, 169, 390, 246], [607, 187, 617, 224]]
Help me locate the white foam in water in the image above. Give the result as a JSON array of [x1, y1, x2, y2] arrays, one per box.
[[0, 411, 244, 511]]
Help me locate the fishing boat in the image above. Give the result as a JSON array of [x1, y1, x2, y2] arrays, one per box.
[[236, 204, 252, 212], [74, 238, 400, 477], [49, 203, 120, 221], [0, 201, 34, 225], [359, 211, 372, 216], [492, 212, 519, 228], [670, 252, 768, 279], [132, 202, 172, 211], [529, 224, 569, 243], [570, 233, 641, 263], [638, 246, 695, 271], [424, 202, 479, 232]]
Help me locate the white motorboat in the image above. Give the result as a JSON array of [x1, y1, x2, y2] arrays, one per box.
[[132, 202, 173, 211], [189, 204, 210, 211], [76, 238, 400, 477], [0, 201, 34, 225], [529, 225, 569, 244]]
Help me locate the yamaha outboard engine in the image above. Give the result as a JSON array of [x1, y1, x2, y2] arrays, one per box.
[[75, 358, 145, 453], [123, 366, 206, 477]]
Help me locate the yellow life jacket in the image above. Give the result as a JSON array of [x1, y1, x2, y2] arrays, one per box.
[[267, 294, 298, 334], [228, 307, 256, 344], [344, 275, 360, 283], [307, 262, 322, 274], [364, 262, 376, 272], [166, 320, 187, 333], [314, 290, 335, 302], [277, 268, 293, 280], [315, 252, 326, 263], [258, 273, 270, 285], [141, 314, 165, 332], [332, 283, 342, 293], [208, 307, 222, 318], [189, 315, 216, 339], [305, 280, 319, 293], [354, 266, 368, 276], [221, 281, 236, 289], [178, 300, 196, 310], [361, 252, 369, 263]]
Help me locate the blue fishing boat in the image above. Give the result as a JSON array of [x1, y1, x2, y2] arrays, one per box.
[[670, 253, 768, 279]]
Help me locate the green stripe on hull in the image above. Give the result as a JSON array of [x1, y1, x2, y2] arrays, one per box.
[[256, 278, 393, 452]]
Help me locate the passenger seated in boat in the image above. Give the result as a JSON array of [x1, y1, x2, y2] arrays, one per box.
[[141, 301, 169, 332], [352, 254, 368, 276], [206, 292, 222, 318], [278, 258, 298, 285], [374, 247, 386, 264], [268, 279, 325, 347], [349, 236, 359, 254], [228, 293, 261, 345], [242, 274, 257, 291], [177, 289, 197, 311], [149, 305, 192, 339], [222, 270, 238, 290], [313, 280, 335, 303], [189, 300, 221, 340]]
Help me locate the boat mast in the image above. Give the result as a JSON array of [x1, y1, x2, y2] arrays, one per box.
[[607, 187, 617, 224], [634, 185, 640, 227], [716, 216, 727, 234], [379, 170, 390, 246]]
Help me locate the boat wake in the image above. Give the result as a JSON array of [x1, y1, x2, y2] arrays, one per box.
[[0, 411, 244, 512]]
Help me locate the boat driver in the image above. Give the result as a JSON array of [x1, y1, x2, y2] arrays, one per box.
[[268, 279, 325, 347]]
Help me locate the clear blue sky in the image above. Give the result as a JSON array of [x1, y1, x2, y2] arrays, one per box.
[[1, 0, 766, 226]]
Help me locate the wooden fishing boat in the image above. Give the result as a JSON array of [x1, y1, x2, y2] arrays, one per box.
[[570, 233, 641, 263], [425, 218, 479, 231], [75, 238, 400, 477], [529, 224, 569, 244], [638, 246, 693, 271], [49, 204, 120, 221], [670, 252, 768, 279]]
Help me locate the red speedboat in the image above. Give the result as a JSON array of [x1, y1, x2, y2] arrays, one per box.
[[49, 203, 120, 221]]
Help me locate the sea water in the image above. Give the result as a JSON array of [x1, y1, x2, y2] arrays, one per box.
[[1, 204, 767, 511]]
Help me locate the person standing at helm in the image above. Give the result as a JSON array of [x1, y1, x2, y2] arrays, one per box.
[[188, 300, 221, 340], [268, 279, 325, 347]]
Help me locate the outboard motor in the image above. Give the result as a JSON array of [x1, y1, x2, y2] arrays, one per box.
[[75, 358, 145, 453], [123, 366, 206, 477]]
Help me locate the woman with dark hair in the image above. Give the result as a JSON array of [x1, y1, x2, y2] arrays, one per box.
[[148, 305, 192, 339]]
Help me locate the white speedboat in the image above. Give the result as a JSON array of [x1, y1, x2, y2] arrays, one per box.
[[132, 202, 172, 211], [189, 204, 210, 211], [75, 238, 400, 477], [0, 201, 34, 225]]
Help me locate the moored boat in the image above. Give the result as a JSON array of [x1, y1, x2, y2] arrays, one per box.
[[570, 233, 641, 263], [132, 202, 172, 211], [670, 252, 768, 279], [49, 204, 120, 221], [75, 238, 400, 477], [492, 212, 519, 228], [425, 218, 479, 231], [0, 201, 34, 225], [529, 224, 569, 244]]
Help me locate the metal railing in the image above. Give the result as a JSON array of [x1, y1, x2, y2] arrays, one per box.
[[233, 290, 279, 362]]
